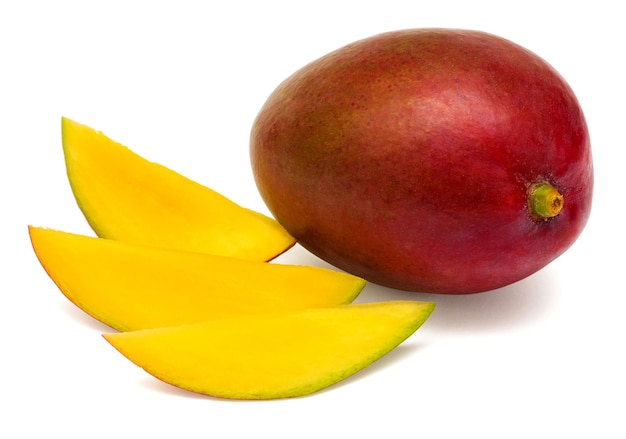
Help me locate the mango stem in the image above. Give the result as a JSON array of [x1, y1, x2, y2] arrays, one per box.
[[528, 181, 564, 219]]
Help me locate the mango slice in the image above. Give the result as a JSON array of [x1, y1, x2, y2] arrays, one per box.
[[29, 226, 365, 331], [103, 301, 435, 399], [61, 117, 295, 261]]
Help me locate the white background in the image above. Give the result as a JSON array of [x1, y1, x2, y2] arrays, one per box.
[[2, 1, 624, 438]]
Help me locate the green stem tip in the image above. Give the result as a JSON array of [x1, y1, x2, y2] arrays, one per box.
[[528, 181, 564, 219]]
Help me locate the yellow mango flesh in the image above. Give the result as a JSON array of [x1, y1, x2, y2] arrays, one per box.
[[29, 226, 365, 331], [103, 301, 435, 399], [61, 117, 295, 261]]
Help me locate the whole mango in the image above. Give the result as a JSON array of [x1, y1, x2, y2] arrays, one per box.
[[250, 29, 593, 294]]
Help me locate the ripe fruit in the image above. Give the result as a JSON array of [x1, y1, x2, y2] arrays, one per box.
[[29, 116, 436, 400], [250, 28, 593, 294], [103, 301, 435, 399], [29, 226, 364, 331], [62, 117, 295, 261]]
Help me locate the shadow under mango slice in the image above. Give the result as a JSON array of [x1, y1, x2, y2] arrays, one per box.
[[29, 226, 365, 332], [103, 301, 435, 400], [61, 117, 295, 261]]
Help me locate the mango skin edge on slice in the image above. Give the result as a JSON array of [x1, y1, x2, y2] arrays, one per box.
[[29, 226, 366, 331], [61, 117, 295, 261], [103, 301, 435, 400]]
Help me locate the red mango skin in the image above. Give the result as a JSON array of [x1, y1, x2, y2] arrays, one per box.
[[250, 29, 593, 294]]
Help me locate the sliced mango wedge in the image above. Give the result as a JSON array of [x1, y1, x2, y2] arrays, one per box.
[[61, 117, 295, 261], [103, 301, 435, 399], [29, 226, 365, 331]]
